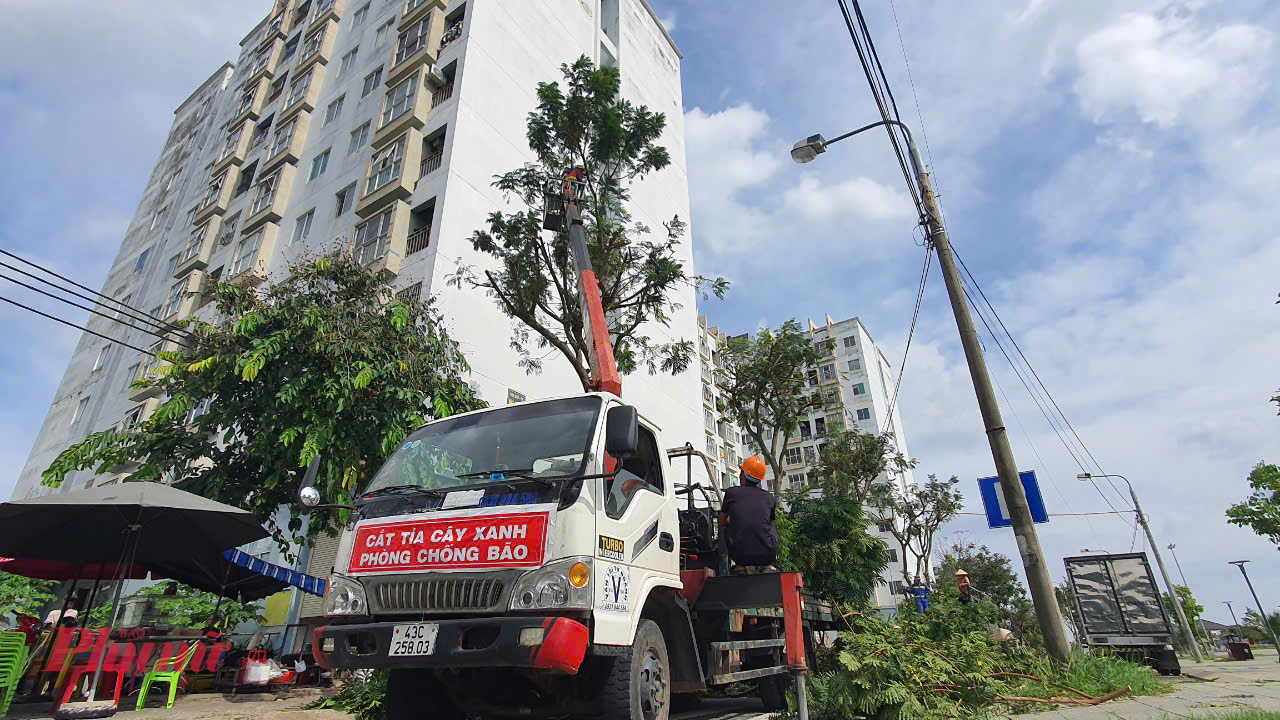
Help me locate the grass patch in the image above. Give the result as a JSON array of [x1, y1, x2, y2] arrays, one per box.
[[1004, 650, 1172, 701]]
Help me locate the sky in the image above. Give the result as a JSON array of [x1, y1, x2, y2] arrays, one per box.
[[2, 0, 1279, 630]]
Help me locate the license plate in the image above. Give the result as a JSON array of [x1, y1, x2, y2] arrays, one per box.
[[388, 623, 439, 657]]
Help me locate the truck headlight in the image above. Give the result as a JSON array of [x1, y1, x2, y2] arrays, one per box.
[[510, 557, 592, 611], [324, 574, 368, 616]]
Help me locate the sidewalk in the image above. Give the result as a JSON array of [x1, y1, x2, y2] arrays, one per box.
[[7, 688, 348, 720], [1013, 656, 1280, 719]]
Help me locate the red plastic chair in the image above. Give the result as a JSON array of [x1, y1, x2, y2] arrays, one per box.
[[52, 647, 127, 713]]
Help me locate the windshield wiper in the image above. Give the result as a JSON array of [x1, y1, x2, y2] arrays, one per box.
[[363, 484, 445, 498], [454, 468, 560, 487]]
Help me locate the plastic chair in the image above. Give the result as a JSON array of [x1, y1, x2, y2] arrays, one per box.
[[135, 641, 201, 710], [51, 646, 127, 715], [0, 631, 31, 716]]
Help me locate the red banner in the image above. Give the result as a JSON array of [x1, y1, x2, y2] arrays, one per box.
[[348, 511, 550, 573]]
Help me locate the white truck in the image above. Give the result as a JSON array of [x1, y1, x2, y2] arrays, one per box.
[[1063, 552, 1180, 675], [303, 394, 835, 719]]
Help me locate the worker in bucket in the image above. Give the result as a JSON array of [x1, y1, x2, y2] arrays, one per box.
[[719, 455, 778, 572]]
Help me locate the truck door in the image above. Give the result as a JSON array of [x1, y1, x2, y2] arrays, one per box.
[[593, 414, 678, 644]]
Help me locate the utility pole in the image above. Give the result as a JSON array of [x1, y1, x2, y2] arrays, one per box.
[[913, 146, 1072, 662], [1230, 560, 1280, 663], [1168, 544, 1211, 649], [1223, 601, 1240, 631]]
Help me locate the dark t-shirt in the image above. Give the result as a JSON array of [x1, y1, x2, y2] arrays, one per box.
[[721, 484, 778, 566]]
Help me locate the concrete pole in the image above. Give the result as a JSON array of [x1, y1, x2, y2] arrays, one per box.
[[1231, 561, 1280, 663], [912, 149, 1071, 662], [1130, 489, 1203, 662], [1168, 544, 1212, 649]]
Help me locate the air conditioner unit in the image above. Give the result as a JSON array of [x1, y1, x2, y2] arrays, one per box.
[[424, 64, 447, 88]]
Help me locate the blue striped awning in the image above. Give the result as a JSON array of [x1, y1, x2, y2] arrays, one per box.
[[223, 549, 327, 597]]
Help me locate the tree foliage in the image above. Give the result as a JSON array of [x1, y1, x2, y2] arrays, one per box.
[[1160, 584, 1207, 651], [871, 474, 963, 582], [450, 56, 724, 389], [1241, 609, 1280, 645], [811, 430, 917, 503], [1226, 462, 1280, 547], [86, 582, 263, 630], [777, 490, 889, 610], [0, 571, 57, 617], [717, 320, 826, 492], [43, 255, 484, 550], [936, 536, 1040, 645]]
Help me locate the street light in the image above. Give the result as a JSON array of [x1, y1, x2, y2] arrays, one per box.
[[792, 116, 1072, 661], [1167, 543, 1212, 648], [1077, 472, 1204, 663], [1229, 560, 1280, 663], [1223, 600, 1240, 633]]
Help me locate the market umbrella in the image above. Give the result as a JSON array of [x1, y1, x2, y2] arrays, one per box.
[[0, 557, 150, 581], [0, 482, 271, 718]]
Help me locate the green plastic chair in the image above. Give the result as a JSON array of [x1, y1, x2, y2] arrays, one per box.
[[0, 631, 31, 717], [135, 641, 200, 710]]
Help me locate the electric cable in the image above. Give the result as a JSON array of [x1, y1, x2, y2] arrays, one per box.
[[0, 295, 156, 356], [885, 242, 931, 422], [0, 272, 187, 347], [0, 249, 166, 329]]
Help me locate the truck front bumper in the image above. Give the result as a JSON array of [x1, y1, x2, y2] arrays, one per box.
[[312, 616, 589, 675]]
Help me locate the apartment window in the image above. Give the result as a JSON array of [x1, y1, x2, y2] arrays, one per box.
[[381, 72, 418, 127], [166, 254, 179, 277], [284, 70, 313, 110], [814, 417, 826, 437], [406, 0, 429, 12], [219, 125, 243, 161], [292, 209, 315, 244], [361, 66, 383, 97], [396, 282, 422, 302], [121, 406, 144, 432], [806, 369, 818, 387], [125, 363, 140, 389], [824, 388, 841, 405], [506, 388, 526, 405], [200, 172, 226, 208], [71, 396, 90, 425], [877, 520, 892, 533], [236, 87, 256, 116], [843, 335, 857, 349], [113, 293, 132, 323], [799, 420, 811, 440], [705, 436, 717, 457], [234, 230, 263, 275], [302, 26, 325, 60], [234, 160, 259, 196], [335, 182, 357, 216], [251, 115, 274, 148], [219, 213, 240, 246], [150, 205, 167, 230], [268, 74, 288, 103], [354, 208, 393, 264], [394, 18, 430, 65], [251, 44, 272, 75], [310, 148, 331, 181], [252, 171, 281, 214], [803, 446, 816, 465], [164, 279, 185, 317], [890, 581, 905, 595], [374, 18, 394, 46], [352, 3, 369, 26], [348, 121, 371, 153], [269, 118, 297, 159], [857, 408, 871, 421], [134, 248, 150, 272], [784, 447, 802, 465], [852, 383, 866, 396], [92, 346, 109, 372], [365, 136, 405, 194], [848, 358, 862, 372], [281, 33, 300, 61], [703, 408, 714, 429], [338, 48, 358, 79], [182, 223, 208, 263], [324, 95, 345, 125], [185, 398, 212, 425], [819, 363, 837, 381]]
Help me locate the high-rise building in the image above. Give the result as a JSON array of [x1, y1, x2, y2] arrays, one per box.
[[731, 314, 920, 614], [695, 314, 746, 490], [12, 0, 698, 499]]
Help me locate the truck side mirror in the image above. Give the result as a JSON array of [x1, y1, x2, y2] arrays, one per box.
[[605, 405, 639, 459], [298, 456, 322, 507]]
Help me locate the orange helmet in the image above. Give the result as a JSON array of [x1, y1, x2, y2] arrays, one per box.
[[739, 455, 767, 483]]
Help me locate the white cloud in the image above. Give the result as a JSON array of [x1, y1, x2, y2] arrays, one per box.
[[1074, 12, 1272, 127], [782, 176, 913, 222], [658, 10, 678, 34]]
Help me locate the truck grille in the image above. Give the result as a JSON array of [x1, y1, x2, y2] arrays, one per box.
[[368, 576, 507, 613]]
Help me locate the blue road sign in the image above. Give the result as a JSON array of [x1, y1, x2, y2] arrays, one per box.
[[977, 471, 1048, 529]]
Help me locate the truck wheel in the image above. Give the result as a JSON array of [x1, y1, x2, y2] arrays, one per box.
[[758, 673, 789, 711], [386, 669, 463, 720], [601, 619, 670, 720]]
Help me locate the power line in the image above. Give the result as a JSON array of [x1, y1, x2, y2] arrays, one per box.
[[886, 0, 939, 194], [0, 295, 156, 356], [0, 249, 157, 321], [886, 243, 931, 421], [0, 272, 186, 347]]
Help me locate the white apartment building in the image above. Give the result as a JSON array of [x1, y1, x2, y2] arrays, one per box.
[[732, 314, 919, 615], [12, 0, 706, 500], [695, 314, 746, 490]]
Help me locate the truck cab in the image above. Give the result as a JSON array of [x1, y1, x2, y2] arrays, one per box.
[[311, 393, 694, 718]]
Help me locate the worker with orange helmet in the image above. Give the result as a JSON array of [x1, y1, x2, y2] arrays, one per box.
[[718, 455, 778, 570]]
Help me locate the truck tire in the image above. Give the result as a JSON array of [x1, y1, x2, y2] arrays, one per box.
[[386, 669, 463, 720], [601, 619, 670, 720]]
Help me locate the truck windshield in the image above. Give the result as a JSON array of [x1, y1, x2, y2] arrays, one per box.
[[363, 396, 602, 495]]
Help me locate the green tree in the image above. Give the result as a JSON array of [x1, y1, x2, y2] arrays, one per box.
[[0, 571, 57, 617], [1226, 462, 1280, 547], [935, 536, 1041, 645], [43, 256, 484, 550], [717, 321, 825, 492], [1241, 608, 1280, 646], [810, 430, 917, 503], [871, 474, 963, 582], [776, 492, 889, 609], [450, 56, 724, 389], [86, 582, 262, 629], [1160, 585, 1207, 652]]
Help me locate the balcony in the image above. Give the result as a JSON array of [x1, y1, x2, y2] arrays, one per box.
[[406, 224, 431, 256], [227, 77, 269, 131], [295, 17, 338, 77], [401, 0, 445, 30], [259, 12, 286, 48], [174, 215, 222, 278], [262, 112, 312, 174], [430, 80, 454, 108], [351, 200, 411, 278], [386, 7, 445, 87], [243, 164, 297, 233], [372, 70, 432, 149], [356, 128, 423, 218], [245, 37, 284, 87], [194, 166, 239, 225], [128, 354, 168, 402], [418, 149, 442, 178], [439, 19, 463, 51], [228, 223, 280, 286], [278, 64, 327, 124], [308, 0, 346, 32], [213, 124, 252, 173]]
